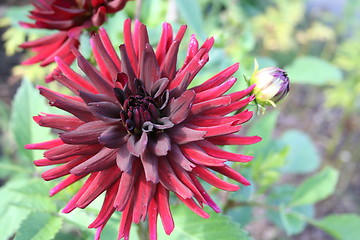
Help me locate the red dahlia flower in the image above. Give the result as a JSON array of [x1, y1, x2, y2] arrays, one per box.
[[26, 19, 261, 240], [20, 0, 131, 82]]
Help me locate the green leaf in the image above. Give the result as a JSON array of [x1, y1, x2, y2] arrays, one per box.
[[0, 205, 31, 240], [157, 205, 251, 240], [279, 129, 320, 174], [14, 212, 63, 240], [10, 78, 54, 161], [266, 185, 314, 236], [312, 214, 360, 240], [175, 0, 207, 40], [285, 56, 343, 85], [290, 167, 339, 207]]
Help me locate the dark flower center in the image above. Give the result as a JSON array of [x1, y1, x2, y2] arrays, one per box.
[[121, 95, 160, 134]]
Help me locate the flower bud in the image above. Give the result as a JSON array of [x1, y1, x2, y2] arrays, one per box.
[[250, 64, 290, 107]]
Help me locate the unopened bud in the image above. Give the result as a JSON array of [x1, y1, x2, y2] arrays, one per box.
[[250, 63, 289, 108]]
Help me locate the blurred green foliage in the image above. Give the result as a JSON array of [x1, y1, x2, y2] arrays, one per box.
[[0, 0, 359, 239]]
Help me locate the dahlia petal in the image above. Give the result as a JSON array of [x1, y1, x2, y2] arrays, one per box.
[[151, 77, 169, 98], [60, 120, 110, 144], [116, 144, 136, 173], [119, 44, 137, 92], [191, 63, 239, 93], [123, 19, 138, 74], [92, 6, 106, 26], [76, 165, 121, 208], [202, 95, 255, 116], [117, 197, 133, 240], [99, 125, 129, 149], [182, 34, 199, 68], [148, 198, 158, 240], [158, 157, 193, 199], [36, 19, 77, 30], [168, 90, 196, 124], [106, 0, 128, 12], [159, 41, 180, 80], [34, 157, 74, 166], [149, 132, 171, 156], [44, 144, 102, 160], [55, 56, 98, 93], [190, 95, 231, 115], [74, 49, 115, 97], [207, 134, 262, 145], [228, 84, 255, 102], [189, 174, 221, 213], [141, 149, 159, 183], [38, 85, 82, 103], [169, 71, 191, 98], [167, 125, 206, 144], [88, 101, 121, 123], [132, 172, 156, 223], [138, 23, 150, 65], [19, 31, 67, 48], [70, 147, 117, 176], [140, 43, 160, 94], [114, 161, 141, 211], [189, 110, 253, 127], [51, 5, 87, 17], [155, 184, 174, 235], [153, 117, 174, 130], [49, 174, 85, 197], [89, 181, 119, 228], [51, 98, 97, 122], [53, 71, 90, 95], [210, 165, 251, 186], [169, 161, 206, 204], [193, 77, 236, 104], [155, 22, 173, 64], [188, 122, 242, 138], [63, 173, 98, 213], [192, 165, 240, 191], [79, 91, 116, 105], [167, 144, 195, 171], [197, 140, 254, 163], [176, 194, 210, 219], [42, 156, 89, 181], [180, 143, 226, 166], [25, 138, 63, 150], [91, 33, 120, 81], [99, 28, 122, 70], [127, 132, 148, 157]]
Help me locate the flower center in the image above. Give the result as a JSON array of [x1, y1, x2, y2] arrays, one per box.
[[121, 95, 160, 134]]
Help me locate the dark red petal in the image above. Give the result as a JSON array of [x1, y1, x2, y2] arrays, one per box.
[[167, 144, 195, 171], [123, 19, 138, 74], [25, 138, 63, 150], [190, 95, 231, 115], [88, 101, 121, 123], [155, 22, 173, 64], [181, 143, 226, 166], [127, 132, 148, 157], [44, 144, 102, 160], [202, 95, 255, 116], [192, 165, 240, 191], [149, 132, 171, 156], [197, 140, 254, 163], [155, 184, 174, 235], [116, 144, 136, 173], [193, 77, 236, 104], [189, 174, 221, 213], [141, 149, 159, 183], [42, 156, 89, 181], [176, 194, 210, 219], [63, 173, 98, 213], [189, 110, 253, 127], [99, 125, 129, 149], [191, 63, 239, 93], [89, 180, 119, 228], [167, 125, 206, 144], [187, 122, 242, 138], [148, 198, 158, 240], [210, 165, 251, 186], [92, 6, 106, 26], [207, 134, 262, 145], [76, 165, 121, 208], [70, 147, 117, 175], [114, 160, 141, 211], [49, 174, 85, 196], [60, 120, 110, 144], [167, 90, 196, 124], [139, 43, 160, 94], [158, 157, 193, 199], [151, 77, 169, 98]]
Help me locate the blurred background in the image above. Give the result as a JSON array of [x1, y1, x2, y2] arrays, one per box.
[[0, 0, 359, 239]]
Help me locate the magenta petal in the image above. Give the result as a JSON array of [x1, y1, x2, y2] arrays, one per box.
[[167, 125, 206, 144]]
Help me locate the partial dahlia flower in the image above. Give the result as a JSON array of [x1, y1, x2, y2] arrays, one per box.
[[26, 19, 261, 240], [20, 0, 131, 82]]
